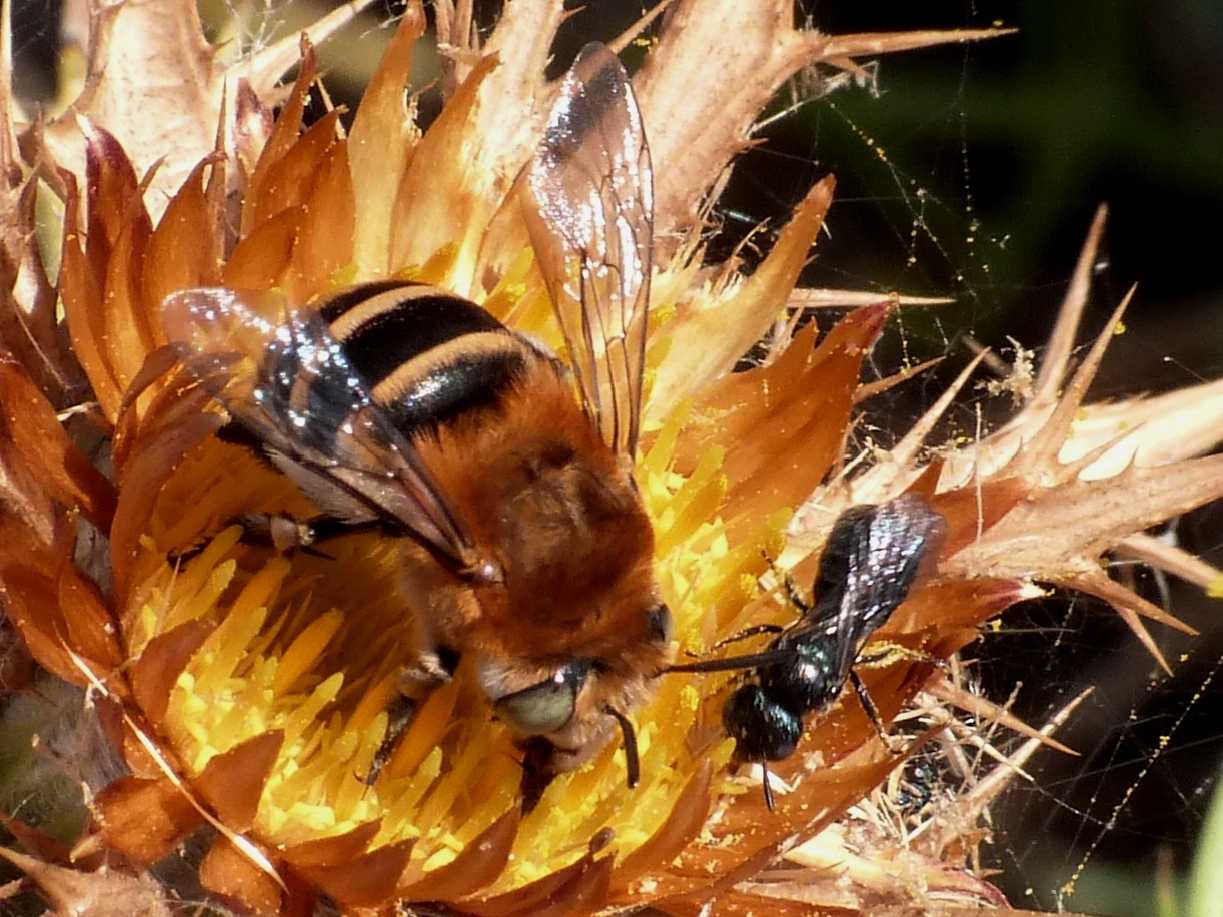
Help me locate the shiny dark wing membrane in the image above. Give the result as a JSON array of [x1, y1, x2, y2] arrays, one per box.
[[523, 42, 654, 456], [162, 287, 477, 570], [807, 495, 947, 676]]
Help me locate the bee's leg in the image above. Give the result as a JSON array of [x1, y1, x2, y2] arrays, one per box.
[[170, 514, 382, 562], [292, 513, 381, 557], [362, 693, 418, 787], [518, 738, 554, 813], [849, 669, 904, 754], [857, 641, 950, 672], [708, 623, 785, 652], [166, 513, 293, 562], [399, 644, 459, 689], [760, 762, 776, 812], [362, 649, 460, 788]]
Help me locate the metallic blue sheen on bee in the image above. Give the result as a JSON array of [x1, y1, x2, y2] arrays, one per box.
[[671, 494, 946, 808]]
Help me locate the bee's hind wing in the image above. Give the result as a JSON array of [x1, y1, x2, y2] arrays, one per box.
[[522, 42, 654, 458]]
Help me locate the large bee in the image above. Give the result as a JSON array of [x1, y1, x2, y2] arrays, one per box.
[[670, 495, 946, 809], [162, 44, 669, 792]]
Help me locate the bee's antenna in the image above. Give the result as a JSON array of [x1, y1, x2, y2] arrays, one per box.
[[664, 648, 799, 675], [604, 705, 640, 789]]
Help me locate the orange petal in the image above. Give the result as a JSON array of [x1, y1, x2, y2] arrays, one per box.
[[82, 121, 145, 280], [891, 577, 1034, 634], [59, 184, 122, 418], [0, 360, 116, 529], [195, 731, 284, 830], [704, 302, 888, 530], [463, 846, 607, 916], [142, 157, 223, 339], [110, 346, 182, 474], [131, 619, 216, 723], [399, 808, 519, 901], [658, 752, 896, 909], [94, 776, 203, 866], [279, 819, 382, 868], [528, 854, 613, 917], [294, 839, 414, 908], [648, 175, 835, 415], [242, 39, 318, 237], [100, 188, 158, 391], [611, 761, 713, 899], [252, 109, 343, 230], [1, 568, 94, 687], [110, 404, 220, 604], [199, 835, 283, 914], [222, 205, 306, 290], [95, 696, 162, 780], [348, 0, 426, 276], [287, 138, 354, 299], [932, 477, 1028, 559], [57, 568, 123, 672], [74, 124, 159, 399], [0, 411, 58, 546], [389, 53, 500, 285]]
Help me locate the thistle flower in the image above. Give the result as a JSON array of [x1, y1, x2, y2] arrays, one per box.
[[2, 1, 1222, 914]]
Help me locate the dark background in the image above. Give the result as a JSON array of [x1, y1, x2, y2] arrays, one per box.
[[11, 2, 1223, 914]]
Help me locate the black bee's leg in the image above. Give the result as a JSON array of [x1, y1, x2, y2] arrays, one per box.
[[698, 623, 785, 656], [760, 761, 776, 812], [856, 641, 950, 674], [849, 669, 904, 754], [361, 693, 418, 787]]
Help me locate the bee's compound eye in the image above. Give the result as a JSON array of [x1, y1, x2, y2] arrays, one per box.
[[494, 663, 589, 735], [723, 685, 802, 762]]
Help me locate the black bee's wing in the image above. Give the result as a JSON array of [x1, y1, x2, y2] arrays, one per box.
[[522, 42, 654, 457], [812, 495, 947, 675], [162, 287, 478, 571]]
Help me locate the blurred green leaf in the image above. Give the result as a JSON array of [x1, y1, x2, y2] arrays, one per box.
[[1186, 775, 1223, 917]]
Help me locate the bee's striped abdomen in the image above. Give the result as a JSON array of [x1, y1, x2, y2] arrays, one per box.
[[311, 281, 532, 442]]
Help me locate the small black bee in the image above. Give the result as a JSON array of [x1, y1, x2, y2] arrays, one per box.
[[669, 494, 946, 809]]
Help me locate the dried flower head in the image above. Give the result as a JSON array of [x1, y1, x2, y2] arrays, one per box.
[[1, 1, 1221, 914]]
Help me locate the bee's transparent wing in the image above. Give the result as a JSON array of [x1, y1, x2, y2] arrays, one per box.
[[523, 42, 654, 457], [162, 287, 478, 570], [813, 495, 947, 676]]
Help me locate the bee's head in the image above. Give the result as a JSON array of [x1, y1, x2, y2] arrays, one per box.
[[475, 601, 673, 791], [723, 683, 802, 763]]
